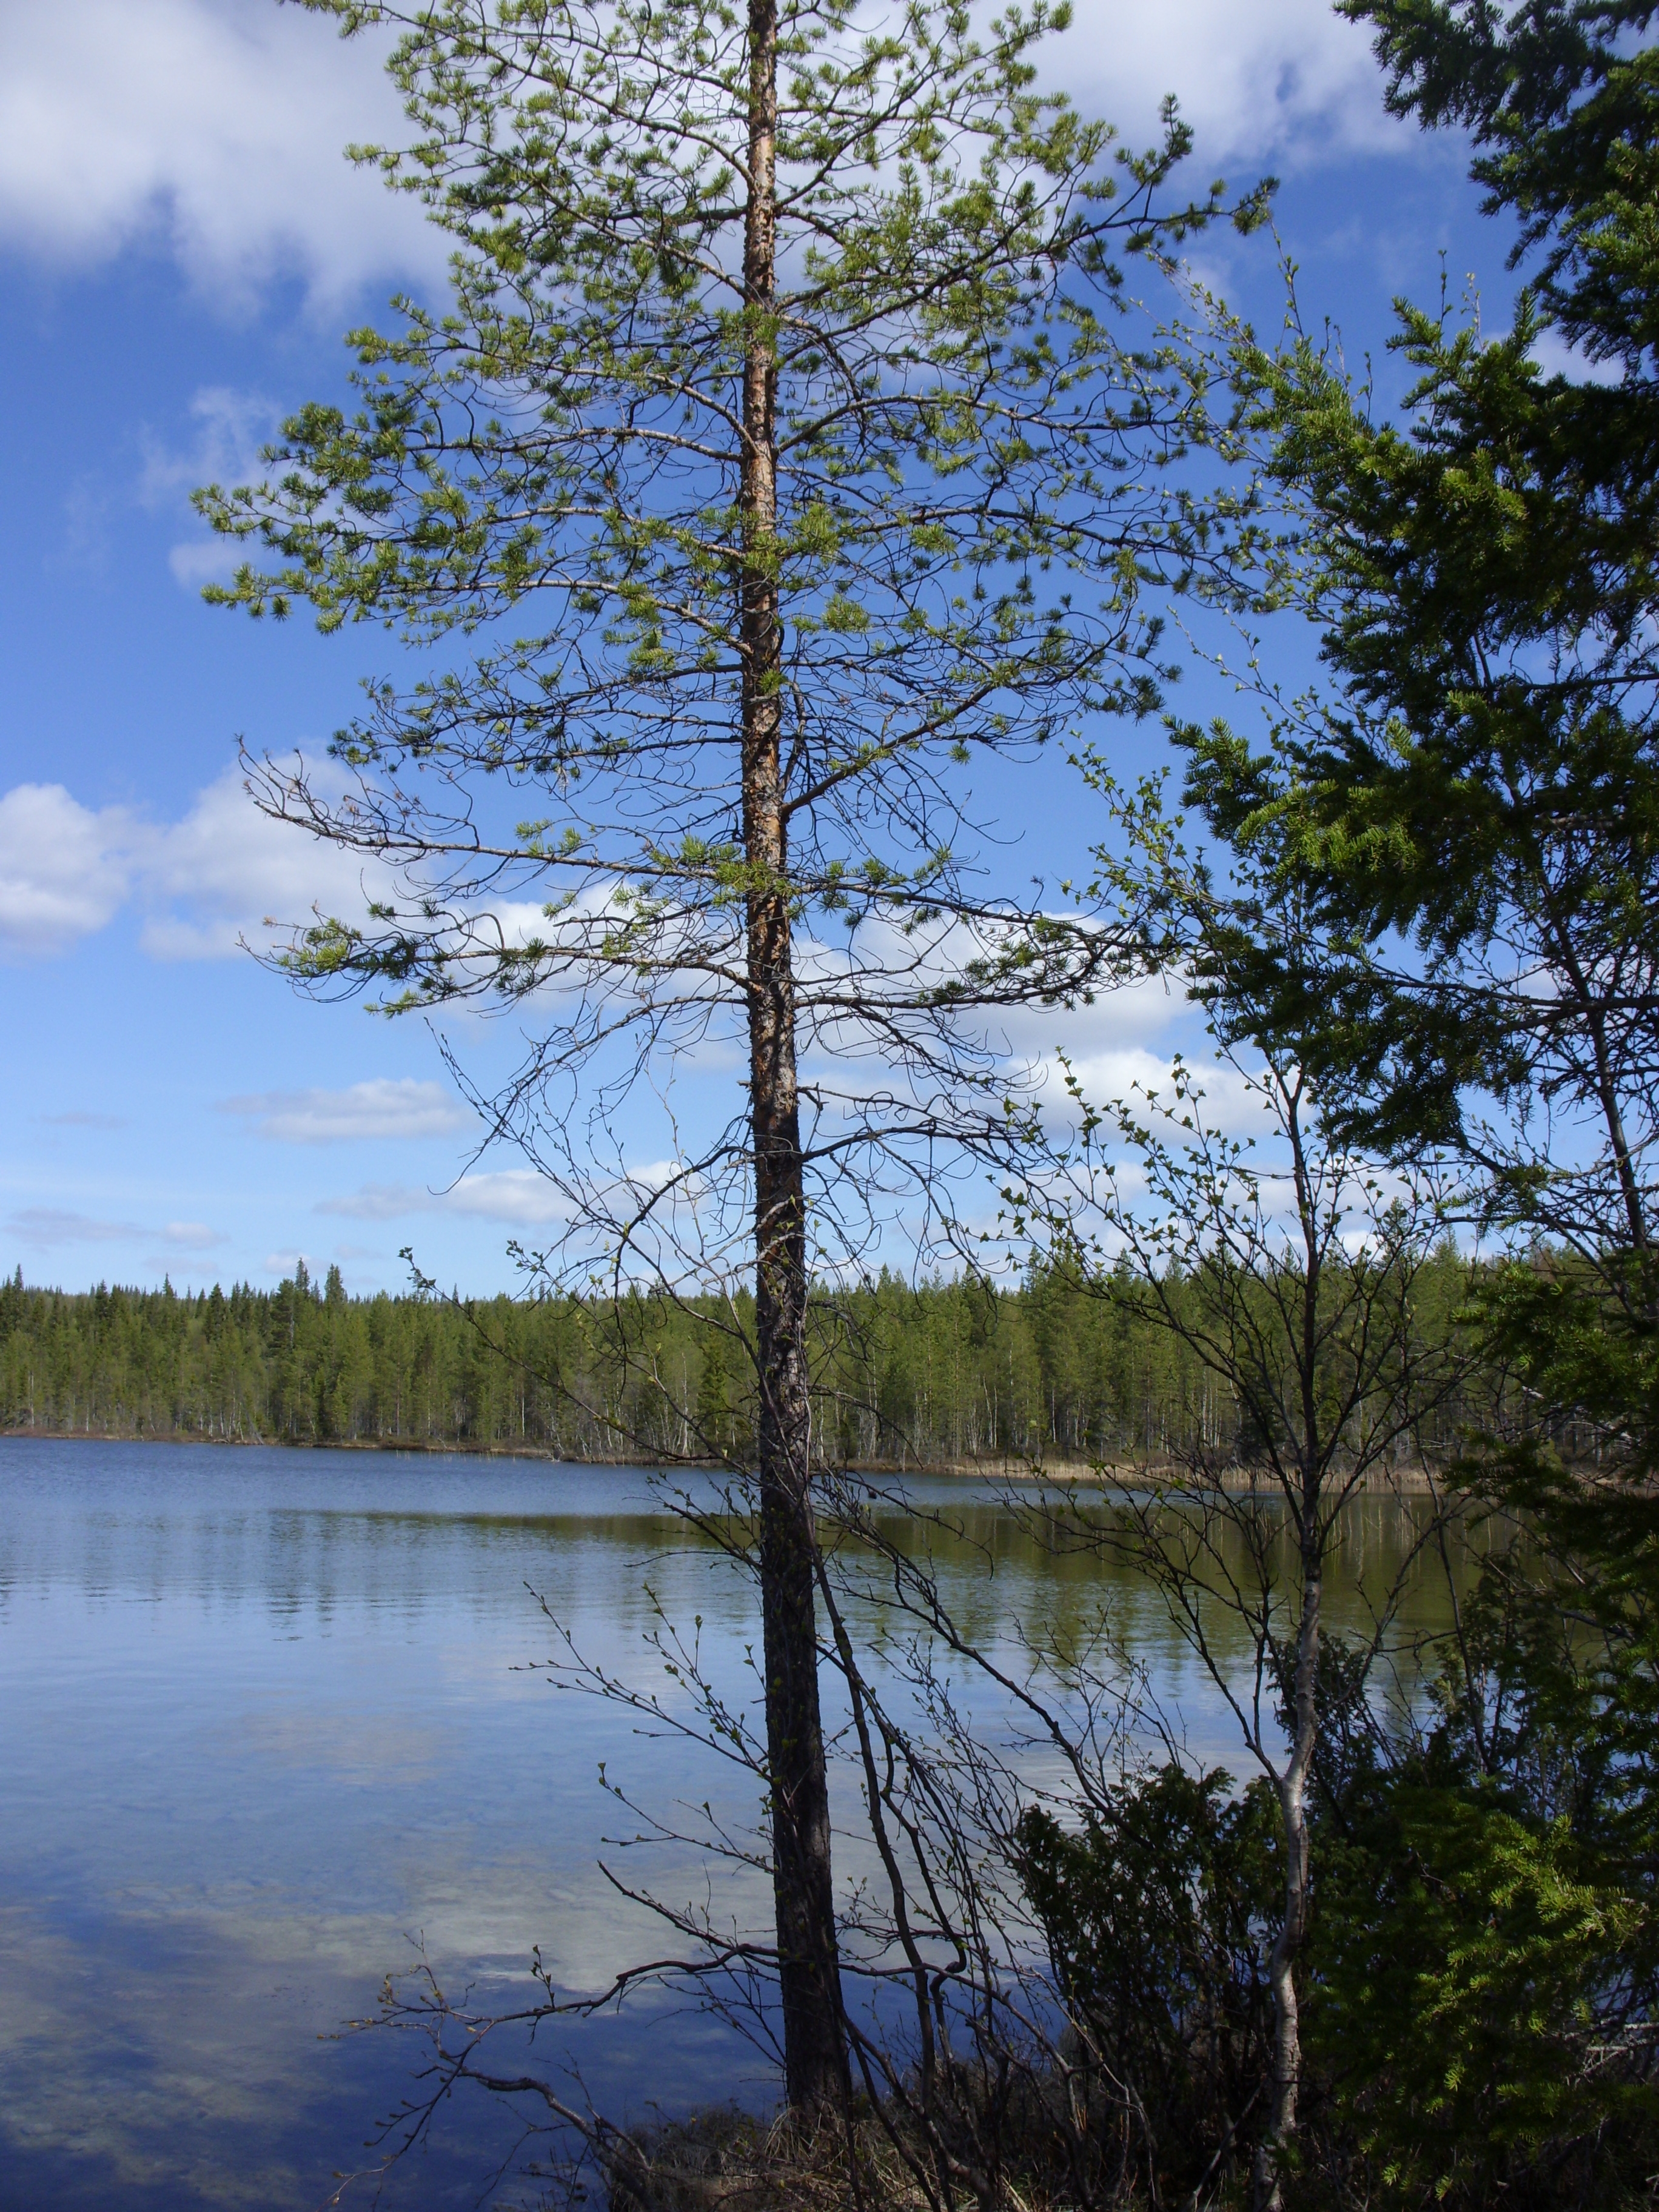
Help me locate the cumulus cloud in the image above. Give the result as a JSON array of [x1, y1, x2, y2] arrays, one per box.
[[0, 0, 441, 309], [1057, 0, 1400, 169], [1054, 1045, 1275, 1141], [141, 384, 278, 502], [167, 538, 243, 589], [314, 1183, 427, 1223], [0, 757, 595, 968], [0, 785, 134, 958], [1526, 327, 1625, 387], [138, 763, 390, 959], [996, 970, 1195, 1061], [983, 967, 1279, 1141], [447, 1169, 576, 1225], [0, 2, 1407, 329], [221, 1078, 472, 1145], [0, 759, 411, 965]]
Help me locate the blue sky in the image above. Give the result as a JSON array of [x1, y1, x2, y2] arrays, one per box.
[[0, 0, 1507, 1298]]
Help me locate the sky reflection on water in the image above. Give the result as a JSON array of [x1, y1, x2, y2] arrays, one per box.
[[0, 1439, 1464, 2210]]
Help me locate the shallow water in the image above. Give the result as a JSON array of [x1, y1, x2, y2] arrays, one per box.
[[0, 1439, 1466, 2211]]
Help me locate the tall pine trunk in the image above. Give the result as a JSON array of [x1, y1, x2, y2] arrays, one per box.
[[740, 0, 848, 2114]]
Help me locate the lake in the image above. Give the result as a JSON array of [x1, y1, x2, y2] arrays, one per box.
[[0, 1438, 1463, 2211]]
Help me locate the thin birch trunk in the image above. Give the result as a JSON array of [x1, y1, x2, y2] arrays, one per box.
[[1254, 1538, 1320, 2211], [1255, 1096, 1324, 2209]]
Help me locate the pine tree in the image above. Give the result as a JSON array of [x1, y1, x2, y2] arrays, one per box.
[[198, 0, 1262, 2099]]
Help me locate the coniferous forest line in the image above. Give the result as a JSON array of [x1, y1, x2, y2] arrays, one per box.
[[0, 1251, 1497, 1472]]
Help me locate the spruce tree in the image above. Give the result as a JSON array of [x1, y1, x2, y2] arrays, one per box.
[[1154, 6, 1659, 2194], [1184, 0, 1659, 1425]]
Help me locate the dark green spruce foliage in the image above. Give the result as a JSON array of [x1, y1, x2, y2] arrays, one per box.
[[1195, 0, 1659, 1305], [1017, 1768, 1279, 2202], [1013, 1599, 1659, 2208], [1347, 0, 1659, 369], [1135, 4, 1659, 2199], [1310, 1586, 1659, 2209]]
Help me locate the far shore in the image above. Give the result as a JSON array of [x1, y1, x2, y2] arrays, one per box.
[[0, 1424, 1441, 1492]]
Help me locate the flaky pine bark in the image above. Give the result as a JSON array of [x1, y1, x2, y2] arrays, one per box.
[[739, 0, 848, 2114]]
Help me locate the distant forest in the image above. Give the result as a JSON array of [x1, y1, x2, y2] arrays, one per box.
[[0, 1251, 1493, 1470]]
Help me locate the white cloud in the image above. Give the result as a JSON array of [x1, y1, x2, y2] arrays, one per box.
[[163, 1221, 225, 1249], [138, 763, 393, 960], [0, 0, 441, 310], [0, 1, 1409, 332], [317, 1167, 572, 1226], [167, 537, 243, 590], [0, 785, 133, 959], [0, 763, 396, 962], [998, 970, 1195, 1061], [447, 1169, 574, 1225], [221, 1078, 471, 1144], [1054, 1046, 1273, 1140], [315, 1183, 428, 1222], [1526, 327, 1625, 387], [141, 386, 286, 589], [8, 1206, 146, 1245], [141, 384, 280, 504], [0, 761, 600, 967], [1060, 0, 1401, 169], [4, 1208, 223, 1251]]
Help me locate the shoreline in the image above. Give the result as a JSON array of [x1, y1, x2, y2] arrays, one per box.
[[0, 1424, 1441, 1491]]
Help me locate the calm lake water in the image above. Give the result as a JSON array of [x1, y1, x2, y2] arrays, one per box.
[[0, 1438, 1462, 2211]]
